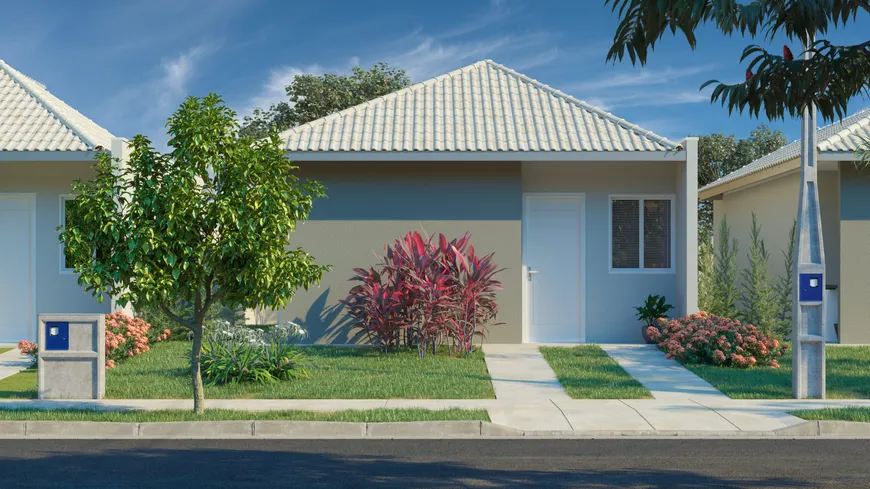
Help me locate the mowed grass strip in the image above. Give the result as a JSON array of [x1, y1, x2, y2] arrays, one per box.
[[104, 341, 494, 399], [0, 369, 36, 399], [0, 408, 490, 423], [788, 407, 870, 422], [0, 348, 12, 355], [539, 346, 652, 399], [683, 346, 870, 399]]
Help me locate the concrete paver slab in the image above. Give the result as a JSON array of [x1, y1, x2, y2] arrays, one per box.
[[552, 400, 653, 431], [486, 402, 572, 431], [600, 344, 729, 401], [482, 344, 570, 401], [0, 349, 31, 382], [621, 400, 739, 431]]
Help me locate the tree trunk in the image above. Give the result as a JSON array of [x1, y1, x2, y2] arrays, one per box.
[[190, 320, 205, 415]]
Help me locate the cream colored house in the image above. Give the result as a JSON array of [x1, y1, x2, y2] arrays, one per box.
[[0, 60, 123, 343], [699, 107, 870, 344]]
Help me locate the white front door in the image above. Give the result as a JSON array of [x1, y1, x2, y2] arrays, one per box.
[[523, 194, 583, 343], [0, 195, 35, 342]]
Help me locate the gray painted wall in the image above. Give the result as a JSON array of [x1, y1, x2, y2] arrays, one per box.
[[838, 163, 870, 344], [0, 161, 110, 341], [270, 161, 523, 344], [522, 161, 681, 344]]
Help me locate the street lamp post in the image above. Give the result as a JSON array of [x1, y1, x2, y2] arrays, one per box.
[[792, 34, 826, 399]]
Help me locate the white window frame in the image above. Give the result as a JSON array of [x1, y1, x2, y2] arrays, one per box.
[[59, 194, 76, 274], [608, 194, 676, 274]]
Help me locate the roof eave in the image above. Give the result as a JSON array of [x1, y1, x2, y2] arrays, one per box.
[[285, 150, 686, 162], [0, 150, 103, 162]]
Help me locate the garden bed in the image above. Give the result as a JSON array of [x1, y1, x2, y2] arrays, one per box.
[[0, 408, 489, 423], [684, 346, 870, 399], [539, 346, 652, 399], [0, 341, 495, 400]]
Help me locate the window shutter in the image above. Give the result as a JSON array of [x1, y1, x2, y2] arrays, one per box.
[[643, 199, 671, 269], [612, 200, 640, 269]]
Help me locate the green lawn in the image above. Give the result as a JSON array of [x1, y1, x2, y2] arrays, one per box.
[[0, 348, 12, 355], [539, 346, 652, 399], [0, 341, 494, 400], [0, 408, 489, 423], [788, 407, 870, 422], [683, 346, 870, 399]]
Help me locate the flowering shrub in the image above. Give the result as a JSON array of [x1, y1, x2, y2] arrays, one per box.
[[200, 320, 309, 385], [105, 312, 170, 369], [342, 232, 503, 356], [648, 311, 787, 368], [17, 340, 38, 364]]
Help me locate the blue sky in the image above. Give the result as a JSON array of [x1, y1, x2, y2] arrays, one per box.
[[3, 0, 868, 148]]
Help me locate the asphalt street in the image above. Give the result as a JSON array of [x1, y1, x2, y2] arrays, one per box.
[[0, 439, 867, 488]]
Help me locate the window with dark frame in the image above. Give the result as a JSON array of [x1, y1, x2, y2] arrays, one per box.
[[611, 197, 671, 270]]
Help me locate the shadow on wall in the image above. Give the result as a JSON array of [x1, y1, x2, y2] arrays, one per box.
[[293, 289, 367, 345]]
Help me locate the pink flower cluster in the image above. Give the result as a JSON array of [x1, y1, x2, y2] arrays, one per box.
[[104, 312, 169, 369], [17, 340, 38, 362], [647, 311, 787, 369]]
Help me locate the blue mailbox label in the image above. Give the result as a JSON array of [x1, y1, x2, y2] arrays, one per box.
[[45, 321, 70, 351], [799, 273, 824, 302]]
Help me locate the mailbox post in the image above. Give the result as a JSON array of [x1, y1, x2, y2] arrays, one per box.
[[37, 314, 105, 400]]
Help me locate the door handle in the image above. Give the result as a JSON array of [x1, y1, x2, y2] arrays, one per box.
[[527, 270, 538, 281]]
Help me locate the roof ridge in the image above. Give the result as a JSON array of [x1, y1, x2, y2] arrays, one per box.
[[481, 59, 680, 150], [0, 59, 113, 150]]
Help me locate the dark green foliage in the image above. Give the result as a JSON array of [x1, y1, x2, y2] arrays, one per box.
[[712, 216, 740, 318], [606, 0, 870, 121], [137, 301, 243, 340], [774, 220, 797, 338], [635, 294, 675, 327], [240, 62, 410, 138], [740, 213, 778, 334], [200, 340, 308, 386]]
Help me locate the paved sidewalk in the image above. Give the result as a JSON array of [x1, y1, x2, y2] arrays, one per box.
[[599, 344, 730, 401], [0, 347, 31, 382], [482, 344, 571, 401]]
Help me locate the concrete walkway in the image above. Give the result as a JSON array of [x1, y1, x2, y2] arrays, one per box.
[[481, 344, 571, 402], [0, 347, 31, 382], [599, 344, 730, 401]]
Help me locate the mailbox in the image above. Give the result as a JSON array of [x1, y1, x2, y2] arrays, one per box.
[[799, 273, 824, 302], [37, 314, 105, 400], [44, 321, 70, 351]]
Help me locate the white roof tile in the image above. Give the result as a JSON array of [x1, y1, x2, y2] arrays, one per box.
[[282, 60, 679, 154], [0, 59, 114, 152], [701, 107, 870, 194]]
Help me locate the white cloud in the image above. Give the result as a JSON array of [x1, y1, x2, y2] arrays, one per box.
[[240, 64, 326, 119], [567, 64, 715, 110], [569, 65, 715, 92]]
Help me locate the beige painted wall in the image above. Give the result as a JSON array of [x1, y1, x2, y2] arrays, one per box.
[[0, 161, 111, 340], [713, 169, 840, 287], [265, 161, 524, 344], [838, 163, 870, 344]]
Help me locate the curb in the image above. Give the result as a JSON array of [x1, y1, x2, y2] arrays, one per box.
[[1, 420, 869, 439]]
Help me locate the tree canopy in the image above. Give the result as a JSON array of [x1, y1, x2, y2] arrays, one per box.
[[240, 62, 411, 139], [62, 94, 328, 413], [606, 0, 870, 121]]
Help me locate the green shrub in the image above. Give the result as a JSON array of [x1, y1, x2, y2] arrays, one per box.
[[740, 213, 778, 334], [712, 216, 740, 318]]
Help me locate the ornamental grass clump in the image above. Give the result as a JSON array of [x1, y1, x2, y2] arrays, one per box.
[[648, 312, 787, 368], [199, 321, 309, 385]]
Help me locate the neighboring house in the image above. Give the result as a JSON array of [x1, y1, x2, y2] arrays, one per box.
[[261, 60, 699, 344], [699, 107, 870, 344], [0, 60, 123, 342]]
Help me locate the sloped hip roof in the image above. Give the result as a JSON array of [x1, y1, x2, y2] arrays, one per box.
[[281, 59, 680, 154], [0, 59, 114, 152], [700, 107, 870, 195]]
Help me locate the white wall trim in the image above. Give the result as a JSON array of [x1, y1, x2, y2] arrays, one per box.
[[58, 194, 76, 274], [287, 150, 687, 162], [0, 193, 37, 341], [522, 192, 586, 343], [608, 194, 677, 275]]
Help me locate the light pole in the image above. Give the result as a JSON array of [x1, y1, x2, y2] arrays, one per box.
[[792, 34, 826, 399]]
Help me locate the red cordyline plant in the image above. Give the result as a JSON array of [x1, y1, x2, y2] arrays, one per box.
[[342, 232, 503, 357], [648, 311, 787, 368]]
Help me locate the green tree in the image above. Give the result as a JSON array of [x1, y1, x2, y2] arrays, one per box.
[[774, 220, 797, 338], [698, 238, 716, 312], [240, 62, 411, 138], [606, 1, 870, 122], [698, 124, 787, 241], [61, 94, 328, 414], [713, 216, 740, 318], [740, 213, 778, 333]]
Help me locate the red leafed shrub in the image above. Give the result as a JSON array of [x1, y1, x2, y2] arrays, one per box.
[[105, 312, 170, 369], [342, 232, 503, 356], [648, 311, 787, 368]]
